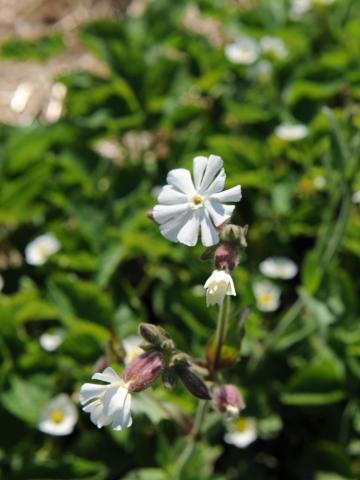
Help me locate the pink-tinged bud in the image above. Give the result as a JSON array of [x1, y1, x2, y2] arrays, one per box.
[[176, 365, 211, 400], [213, 384, 245, 419], [123, 351, 165, 393], [214, 242, 239, 272]]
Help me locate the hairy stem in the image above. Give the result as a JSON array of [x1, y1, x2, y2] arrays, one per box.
[[213, 295, 230, 370]]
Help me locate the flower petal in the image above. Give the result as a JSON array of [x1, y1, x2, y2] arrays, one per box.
[[200, 210, 219, 246], [157, 185, 188, 205], [112, 392, 132, 430], [203, 168, 226, 196], [198, 155, 223, 193], [176, 212, 200, 246], [211, 185, 242, 203], [205, 198, 231, 227], [193, 156, 208, 190], [92, 367, 120, 384], [80, 383, 108, 405], [153, 203, 190, 224], [103, 386, 127, 417], [159, 210, 192, 242], [167, 169, 195, 195]]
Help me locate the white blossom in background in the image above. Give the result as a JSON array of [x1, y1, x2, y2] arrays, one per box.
[[224, 418, 257, 448], [225, 37, 260, 65], [43, 83, 67, 124], [0, 274, 4, 293], [259, 257, 298, 280], [313, 175, 326, 191], [204, 270, 236, 307], [38, 394, 78, 436], [80, 367, 132, 431], [290, 0, 311, 19], [153, 155, 242, 247], [122, 335, 143, 365], [352, 191, 360, 205], [260, 36, 288, 60], [275, 124, 308, 141], [251, 60, 273, 81], [39, 330, 64, 352], [253, 281, 281, 312], [25, 234, 60, 266], [10, 82, 33, 113]]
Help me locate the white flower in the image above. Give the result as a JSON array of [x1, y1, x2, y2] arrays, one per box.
[[25, 234, 60, 266], [80, 367, 132, 431], [0, 274, 4, 293], [225, 37, 260, 65], [39, 330, 64, 352], [259, 257, 298, 280], [153, 155, 242, 247], [122, 335, 143, 365], [275, 124, 308, 141], [313, 175, 326, 190], [38, 394, 78, 436], [290, 0, 311, 19], [224, 418, 257, 448], [204, 270, 236, 307], [253, 281, 281, 312], [352, 191, 360, 205], [260, 36, 288, 60], [251, 60, 273, 80]]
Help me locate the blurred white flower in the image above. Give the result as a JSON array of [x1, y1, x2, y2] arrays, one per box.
[[39, 330, 64, 352], [224, 418, 257, 448], [153, 155, 242, 247], [10, 82, 33, 113], [251, 60, 273, 80], [253, 280, 281, 312], [260, 36, 288, 60], [225, 37, 259, 65], [25, 234, 60, 266], [38, 394, 78, 436], [0, 274, 3, 292], [290, 0, 311, 19], [80, 367, 132, 431], [313, 175, 326, 190], [352, 191, 360, 205], [259, 257, 298, 280], [122, 335, 143, 365], [204, 270, 236, 307], [275, 124, 308, 141]]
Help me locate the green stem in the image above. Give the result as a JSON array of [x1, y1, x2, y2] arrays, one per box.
[[213, 296, 230, 370]]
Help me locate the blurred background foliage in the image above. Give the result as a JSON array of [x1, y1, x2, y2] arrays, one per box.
[[0, 0, 360, 478]]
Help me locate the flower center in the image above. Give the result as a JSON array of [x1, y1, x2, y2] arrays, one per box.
[[192, 194, 203, 206], [50, 409, 65, 424], [259, 291, 273, 305], [234, 418, 251, 433]]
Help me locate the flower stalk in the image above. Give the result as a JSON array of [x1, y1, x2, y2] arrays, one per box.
[[213, 295, 230, 370]]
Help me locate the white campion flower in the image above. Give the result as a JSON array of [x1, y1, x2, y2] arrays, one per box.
[[260, 36, 288, 60], [253, 280, 281, 312], [224, 418, 257, 448], [80, 367, 132, 431], [224, 37, 260, 65], [122, 335, 143, 365], [39, 330, 64, 352], [275, 124, 308, 141], [352, 191, 360, 205], [153, 155, 242, 247], [25, 233, 60, 266], [38, 394, 78, 436], [204, 270, 236, 307], [259, 257, 298, 280]]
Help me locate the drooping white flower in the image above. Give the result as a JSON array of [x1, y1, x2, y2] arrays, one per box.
[[224, 417, 257, 448], [259, 257, 298, 280], [80, 367, 132, 431], [153, 155, 242, 247], [352, 190, 360, 205], [38, 394, 78, 436], [275, 124, 308, 141], [253, 281, 281, 312], [204, 270, 236, 307], [225, 37, 260, 65], [25, 233, 60, 266], [39, 330, 64, 352], [0, 274, 4, 293], [260, 36, 288, 60], [122, 335, 143, 365]]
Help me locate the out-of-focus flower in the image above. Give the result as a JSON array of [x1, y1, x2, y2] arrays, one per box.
[[352, 191, 360, 205], [275, 124, 308, 141], [290, 0, 311, 19], [260, 36, 288, 60], [43, 83, 67, 123], [225, 37, 259, 65], [204, 270, 236, 307], [0, 274, 4, 293], [313, 175, 326, 190], [253, 281, 281, 312], [250, 60, 273, 81], [38, 394, 78, 436], [213, 384, 245, 419], [259, 257, 298, 280], [80, 367, 132, 431], [123, 351, 165, 392], [10, 82, 33, 113], [122, 335, 143, 365], [39, 330, 64, 352], [25, 234, 60, 266], [153, 155, 242, 247], [224, 417, 257, 448]]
